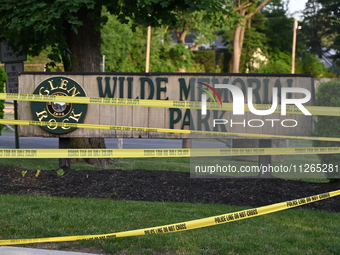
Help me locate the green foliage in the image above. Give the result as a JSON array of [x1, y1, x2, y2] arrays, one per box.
[[257, 3, 296, 74], [302, 0, 340, 69], [241, 26, 268, 73], [301, 0, 324, 57], [301, 53, 327, 77], [101, 18, 192, 73], [171, 10, 223, 46], [218, 50, 233, 73], [169, 43, 194, 70], [260, 1, 328, 76], [191, 50, 216, 73], [0, 0, 97, 59], [56, 168, 65, 176], [187, 62, 206, 72], [101, 14, 133, 72], [0, 67, 7, 136], [147, 28, 183, 72], [0, 0, 230, 66], [262, 2, 293, 57], [312, 80, 340, 181], [256, 52, 291, 73], [117, 26, 149, 72], [256, 59, 290, 73]]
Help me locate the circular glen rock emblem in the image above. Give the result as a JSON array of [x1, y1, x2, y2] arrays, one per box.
[[30, 76, 88, 134]]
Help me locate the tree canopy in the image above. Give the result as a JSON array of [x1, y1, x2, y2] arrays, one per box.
[[0, 0, 230, 71], [302, 0, 340, 68], [0, 0, 337, 76]]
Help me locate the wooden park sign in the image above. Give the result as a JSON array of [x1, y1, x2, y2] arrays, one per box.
[[17, 72, 314, 138]]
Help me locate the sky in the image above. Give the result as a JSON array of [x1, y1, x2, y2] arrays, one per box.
[[287, 0, 308, 19]]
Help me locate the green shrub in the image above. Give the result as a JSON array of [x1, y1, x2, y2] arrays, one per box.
[[169, 43, 194, 70], [256, 59, 291, 73], [301, 53, 327, 78], [192, 50, 215, 73], [255, 51, 291, 73], [0, 67, 7, 136], [312, 80, 340, 181]]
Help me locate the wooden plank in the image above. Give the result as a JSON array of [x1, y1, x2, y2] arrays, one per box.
[[74, 74, 99, 138], [164, 74, 186, 139], [19, 74, 57, 137], [18, 74, 34, 136], [146, 75, 168, 138], [133, 75, 150, 138]]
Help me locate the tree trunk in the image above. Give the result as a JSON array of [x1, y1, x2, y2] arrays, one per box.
[[232, 23, 244, 73], [64, 7, 101, 72], [62, 6, 111, 168], [175, 22, 188, 44], [232, 0, 271, 73]]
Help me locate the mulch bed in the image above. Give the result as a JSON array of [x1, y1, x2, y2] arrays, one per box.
[[0, 166, 339, 213]]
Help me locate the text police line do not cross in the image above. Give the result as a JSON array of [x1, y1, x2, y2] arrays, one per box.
[[200, 84, 312, 128]]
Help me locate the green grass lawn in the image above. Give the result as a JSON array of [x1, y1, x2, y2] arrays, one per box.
[[0, 158, 102, 171], [0, 194, 339, 255]]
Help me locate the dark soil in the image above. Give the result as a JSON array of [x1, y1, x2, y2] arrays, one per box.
[[0, 166, 339, 213]]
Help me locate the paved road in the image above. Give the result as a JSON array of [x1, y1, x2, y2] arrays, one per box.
[[0, 132, 228, 149], [0, 246, 102, 255]]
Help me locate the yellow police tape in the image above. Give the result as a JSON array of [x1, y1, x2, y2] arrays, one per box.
[[0, 189, 339, 245], [2, 119, 340, 143], [1, 92, 339, 116], [0, 147, 340, 158]]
